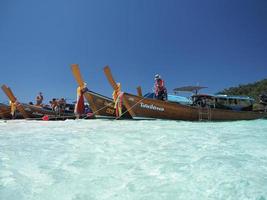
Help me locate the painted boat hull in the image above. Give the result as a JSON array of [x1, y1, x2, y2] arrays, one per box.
[[122, 93, 267, 121], [84, 90, 132, 119]]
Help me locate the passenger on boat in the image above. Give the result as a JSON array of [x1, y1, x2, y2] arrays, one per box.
[[50, 98, 58, 111], [58, 98, 66, 112], [36, 92, 43, 106], [154, 74, 167, 101]]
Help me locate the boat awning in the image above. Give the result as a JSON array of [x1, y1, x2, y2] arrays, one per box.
[[215, 94, 254, 101], [192, 94, 255, 101], [173, 86, 207, 94]]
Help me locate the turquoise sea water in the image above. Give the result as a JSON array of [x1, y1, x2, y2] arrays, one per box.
[[0, 119, 267, 200]]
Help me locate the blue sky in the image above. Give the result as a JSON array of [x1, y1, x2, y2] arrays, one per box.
[[0, 0, 266, 103]]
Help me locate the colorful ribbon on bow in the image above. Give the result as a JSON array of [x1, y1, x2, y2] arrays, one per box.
[[112, 83, 123, 117]]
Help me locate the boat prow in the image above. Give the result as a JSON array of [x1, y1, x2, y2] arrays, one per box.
[[84, 90, 132, 119], [71, 64, 132, 119]]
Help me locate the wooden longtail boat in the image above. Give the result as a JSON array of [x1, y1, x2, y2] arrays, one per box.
[[104, 66, 267, 121], [1, 85, 77, 120], [20, 103, 76, 120], [71, 64, 132, 119], [1, 85, 30, 119], [122, 93, 267, 121]]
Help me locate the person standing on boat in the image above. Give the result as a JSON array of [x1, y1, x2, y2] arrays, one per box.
[[36, 92, 43, 106], [154, 74, 167, 101]]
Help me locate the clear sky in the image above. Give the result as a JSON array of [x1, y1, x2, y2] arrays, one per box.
[[0, 0, 266, 103]]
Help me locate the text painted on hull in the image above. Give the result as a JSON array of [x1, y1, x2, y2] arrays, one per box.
[[140, 102, 164, 112]]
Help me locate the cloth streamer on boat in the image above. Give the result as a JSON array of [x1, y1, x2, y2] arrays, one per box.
[[75, 86, 85, 115], [9, 101, 17, 116], [115, 92, 124, 117], [113, 83, 123, 117], [77, 94, 85, 114]]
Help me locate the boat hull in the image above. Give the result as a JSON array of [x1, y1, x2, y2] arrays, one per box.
[[84, 91, 132, 119], [0, 103, 12, 119], [122, 93, 267, 121], [21, 104, 77, 120], [0, 103, 24, 119]]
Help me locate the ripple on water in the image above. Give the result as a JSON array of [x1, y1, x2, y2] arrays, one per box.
[[0, 119, 267, 200]]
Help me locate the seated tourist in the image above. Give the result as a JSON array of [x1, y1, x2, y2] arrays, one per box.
[[50, 98, 58, 111], [58, 98, 66, 112]]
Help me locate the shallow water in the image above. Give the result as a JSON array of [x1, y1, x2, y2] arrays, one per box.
[[0, 119, 267, 200]]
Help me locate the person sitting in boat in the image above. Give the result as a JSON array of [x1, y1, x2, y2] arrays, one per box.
[[58, 98, 66, 112], [50, 98, 58, 111], [36, 92, 43, 106], [154, 74, 167, 101]]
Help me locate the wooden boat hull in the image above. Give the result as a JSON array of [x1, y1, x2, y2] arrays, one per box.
[[0, 103, 12, 119], [0, 103, 24, 119], [84, 90, 132, 119], [0, 103, 82, 120], [21, 103, 77, 119], [122, 93, 267, 121], [1, 84, 90, 120]]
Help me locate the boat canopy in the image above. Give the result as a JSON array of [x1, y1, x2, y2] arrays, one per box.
[[193, 94, 255, 101], [168, 94, 192, 105], [173, 86, 207, 94], [144, 92, 192, 105]]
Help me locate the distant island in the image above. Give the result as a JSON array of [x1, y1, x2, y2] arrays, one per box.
[[218, 79, 267, 101]]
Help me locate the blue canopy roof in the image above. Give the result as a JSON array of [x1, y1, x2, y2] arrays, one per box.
[[144, 92, 192, 105], [194, 94, 254, 101]]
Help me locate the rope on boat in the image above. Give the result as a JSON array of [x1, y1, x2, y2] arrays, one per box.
[[25, 115, 76, 121], [82, 103, 113, 119], [116, 94, 149, 120], [23, 102, 113, 120], [1, 104, 113, 120]]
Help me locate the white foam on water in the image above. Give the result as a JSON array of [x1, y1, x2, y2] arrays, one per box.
[[0, 119, 267, 200]]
